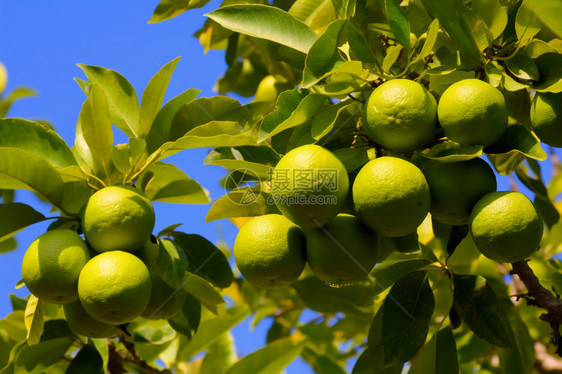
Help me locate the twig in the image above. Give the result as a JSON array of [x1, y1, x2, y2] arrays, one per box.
[[107, 338, 168, 374]]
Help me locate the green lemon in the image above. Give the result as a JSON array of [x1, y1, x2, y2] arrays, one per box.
[[136, 241, 186, 320], [438, 79, 508, 146], [233, 214, 306, 288], [530, 92, 562, 148], [63, 300, 118, 338], [422, 158, 497, 225], [21, 230, 91, 304], [363, 79, 437, 152], [305, 214, 379, 287], [82, 185, 155, 253], [78, 251, 152, 325], [353, 157, 430, 237], [0, 62, 6, 94], [271, 144, 349, 228], [469, 191, 543, 263]]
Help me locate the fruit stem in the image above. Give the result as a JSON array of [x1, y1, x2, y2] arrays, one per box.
[[107, 335, 168, 373]]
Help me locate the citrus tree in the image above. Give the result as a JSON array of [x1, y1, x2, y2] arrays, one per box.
[[1, 0, 562, 373]]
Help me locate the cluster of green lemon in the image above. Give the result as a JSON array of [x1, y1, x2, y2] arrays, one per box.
[[234, 78, 547, 289], [21, 186, 185, 338]]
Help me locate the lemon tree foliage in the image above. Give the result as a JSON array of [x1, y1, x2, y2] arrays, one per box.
[[1, 0, 562, 372]]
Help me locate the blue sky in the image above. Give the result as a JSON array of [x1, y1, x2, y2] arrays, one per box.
[[0, 1, 315, 372]]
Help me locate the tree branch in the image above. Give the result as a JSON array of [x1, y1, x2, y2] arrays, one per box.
[[107, 337, 169, 374]]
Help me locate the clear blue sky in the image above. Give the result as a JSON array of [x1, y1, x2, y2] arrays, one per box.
[[0, 1, 314, 372]]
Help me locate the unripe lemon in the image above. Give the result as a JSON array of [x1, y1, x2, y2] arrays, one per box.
[[363, 79, 437, 152], [21, 230, 90, 304], [353, 157, 430, 237], [271, 145, 349, 228], [82, 185, 155, 253], [78, 251, 151, 325], [305, 214, 379, 287], [438, 79, 508, 146], [469, 191, 543, 263], [423, 158, 497, 225], [63, 301, 118, 338], [233, 214, 306, 288], [530, 92, 562, 148]]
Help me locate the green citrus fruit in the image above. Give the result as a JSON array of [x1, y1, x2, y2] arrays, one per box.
[[530, 92, 562, 147], [271, 144, 349, 228], [0, 62, 6, 94], [82, 185, 155, 253], [233, 214, 306, 288], [21, 230, 91, 304], [136, 241, 186, 319], [63, 300, 118, 338], [305, 214, 379, 287], [363, 79, 437, 152], [78, 251, 152, 325], [353, 157, 430, 237], [469, 191, 543, 263], [438, 79, 508, 146], [423, 158, 497, 225]]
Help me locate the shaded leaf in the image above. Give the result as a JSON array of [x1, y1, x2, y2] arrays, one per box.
[[205, 189, 279, 222], [331, 0, 356, 18], [24, 295, 43, 346], [207, 5, 318, 53], [408, 327, 459, 374], [9, 294, 27, 311], [200, 332, 237, 374], [128, 318, 177, 345], [66, 344, 104, 374], [534, 53, 562, 93], [419, 141, 483, 162], [385, 0, 410, 51], [169, 294, 202, 339], [14, 337, 73, 374], [0, 203, 46, 242], [182, 271, 225, 314], [371, 259, 431, 295], [485, 124, 547, 161], [204, 145, 280, 179]]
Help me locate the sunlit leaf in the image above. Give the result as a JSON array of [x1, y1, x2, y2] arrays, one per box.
[[149, 0, 212, 23], [485, 124, 547, 161], [14, 337, 73, 374], [419, 141, 483, 162], [534, 53, 562, 93], [205, 189, 279, 222], [204, 145, 280, 179], [24, 295, 43, 346], [201, 332, 237, 374], [522, 0, 562, 39], [182, 271, 225, 314]]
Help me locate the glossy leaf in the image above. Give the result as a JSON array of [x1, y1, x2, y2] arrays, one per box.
[[259, 89, 326, 141], [515, 3, 543, 43], [408, 327, 459, 374], [472, 0, 507, 40], [207, 5, 318, 53], [385, 0, 410, 51], [138, 162, 209, 204], [78, 64, 140, 137], [149, 0, 212, 23], [139, 57, 180, 136], [484, 124, 547, 161], [66, 344, 104, 374], [204, 145, 280, 179], [288, 0, 337, 31], [146, 88, 200, 153], [23, 295, 43, 346], [0, 149, 65, 212], [178, 305, 250, 360], [182, 271, 225, 314], [14, 337, 74, 374], [522, 0, 562, 39], [172, 232, 233, 288], [205, 189, 279, 222], [0, 203, 46, 243], [419, 141, 483, 162], [0, 118, 76, 168], [453, 274, 513, 348], [381, 271, 435, 365]]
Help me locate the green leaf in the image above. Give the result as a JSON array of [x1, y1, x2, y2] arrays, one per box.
[[75, 84, 114, 181], [408, 327, 459, 374], [486, 152, 525, 175], [204, 146, 280, 179], [207, 5, 318, 54], [385, 0, 410, 51], [293, 277, 373, 319], [333, 148, 369, 173], [182, 271, 225, 314], [146, 88, 200, 153], [522, 0, 562, 39], [0, 149, 65, 212], [453, 274, 513, 348], [381, 271, 435, 365], [302, 19, 346, 88], [484, 124, 547, 161], [505, 55, 540, 82], [201, 332, 237, 374], [9, 294, 28, 311], [408, 18, 440, 67], [24, 295, 43, 346], [366, 309, 405, 373], [515, 3, 543, 44], [138, 162, 209, 204], [66, 344, 104, 374], [310, 101, 356, 140], [0, 118, 76, 168], [225, 337, 305, 374], [0, 203, 46, 242], [382, 45, 403, 73], [111, 138, 147, 175], [259, 89, 327, 141], [0, 87, 36, 117], [497, 303, 535, 374], [205, 189, 279, 222], [472, 0, 508, 40], [78, 64, 140, 137], [370, 259, 432, 295], [534, 53, 562, 93], [331, 0, 356, 18], [139, 57, 180, 136], [14, 337, 73, 374], [288, 0, 337, 31], [177, 305, 250, 361], [419, 0, 482, 66], [169, 294, 201, 339], [419, 141, 483, 162], [128, 318, 177, 345], [172, 232, 233, 288], [149, 0, 212, 23]]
